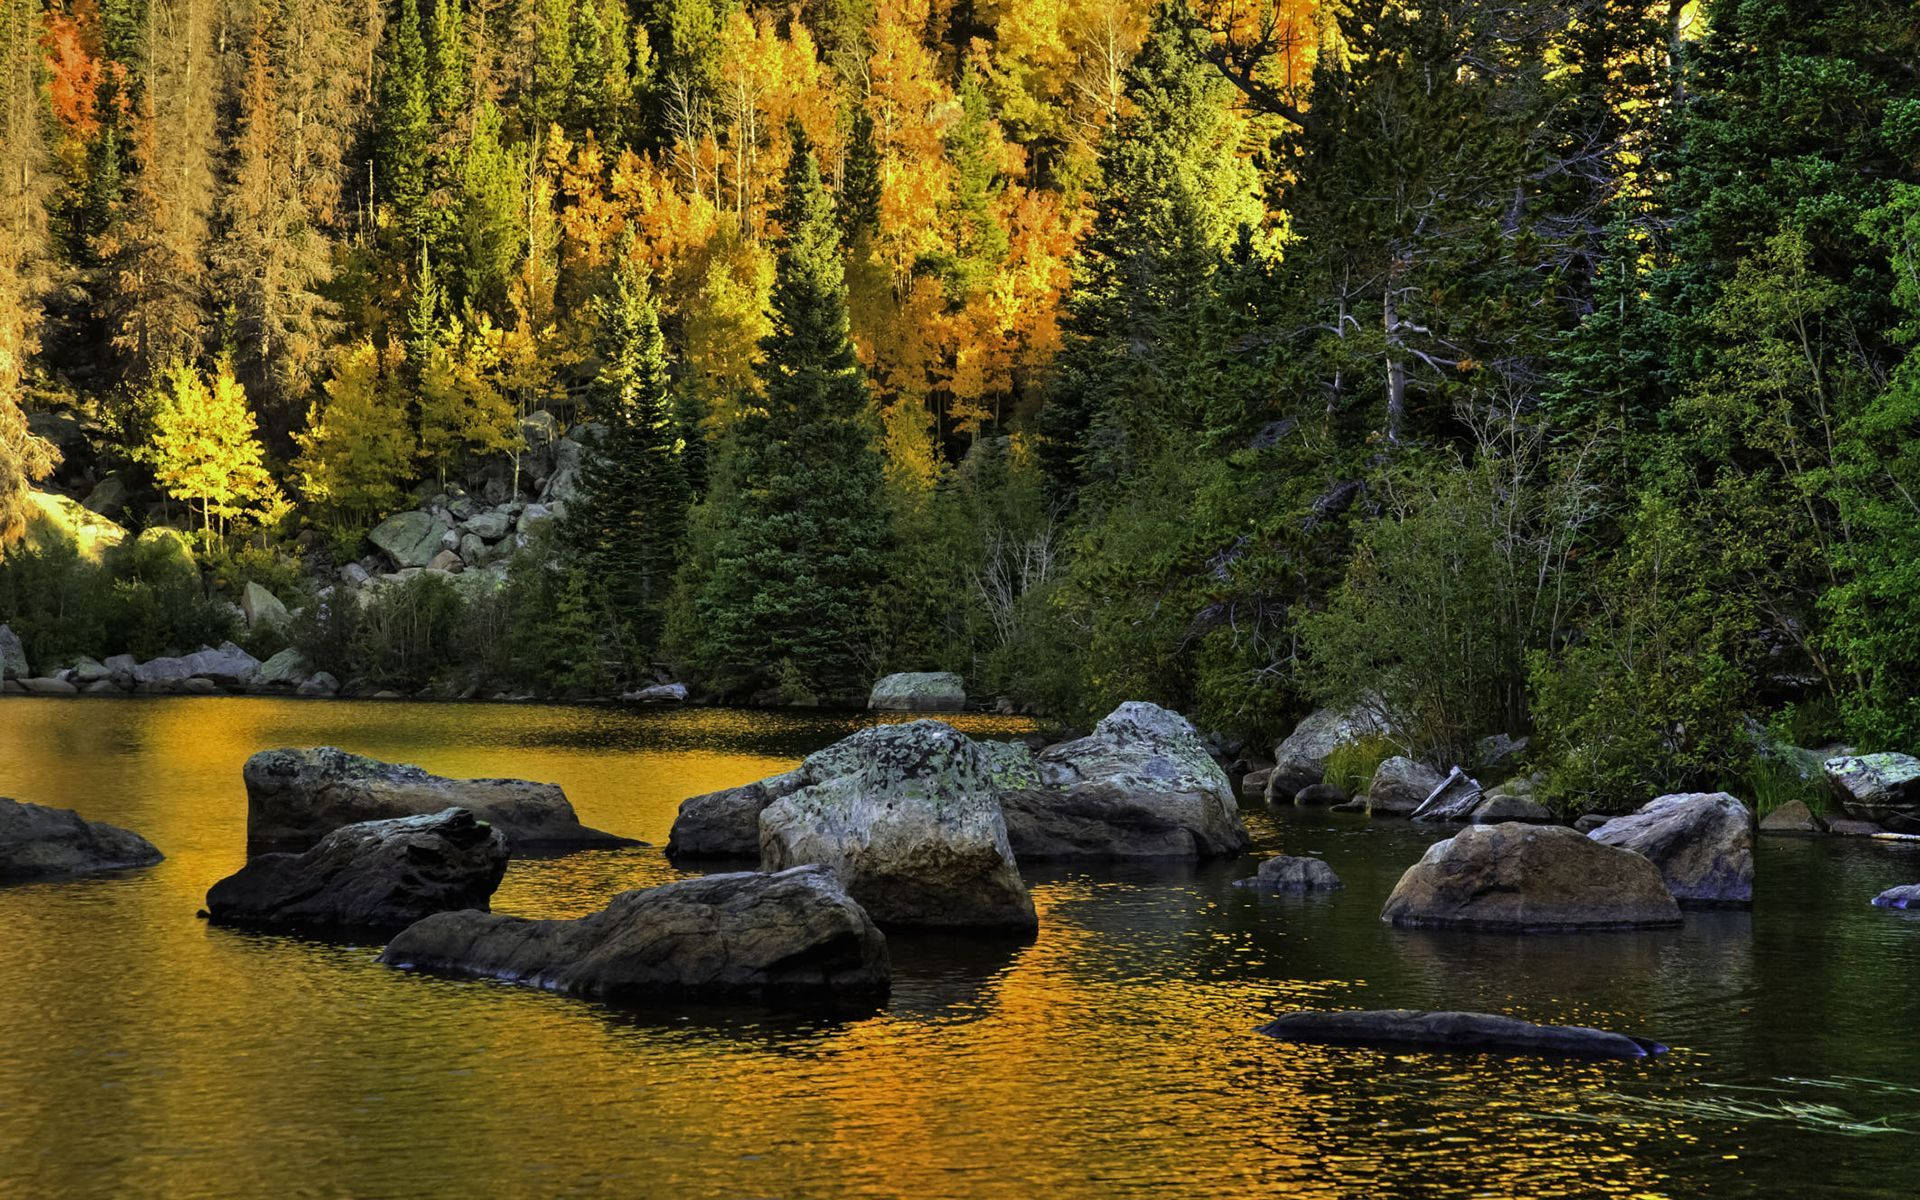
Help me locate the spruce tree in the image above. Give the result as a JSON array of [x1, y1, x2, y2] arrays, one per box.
[[376, 0, 433, 245], [689, 125, 887, 698], [564, 248, 690, 654]]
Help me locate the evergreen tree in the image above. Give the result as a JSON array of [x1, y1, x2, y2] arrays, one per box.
[[565, 248, 689, 652], [686, 126, 888, 698], [839, 108, 881, 239], [376, 0, 433, 245]]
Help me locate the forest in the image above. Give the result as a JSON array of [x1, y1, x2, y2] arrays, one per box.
[[2, 0, 1919, 812]]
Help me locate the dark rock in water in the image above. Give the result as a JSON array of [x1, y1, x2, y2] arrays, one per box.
[[1256, 1009, 1666, 1058], [668, 771, 807, 858], [760, 721, 1036, 931], [1824, 753, 1920, 833], [205, 808, 508, 933], [243, 746, 634, 854], [1381, 823, 1682, 932], [999, 701, 1251, 860], [380, 865, 890, 1004], [1235, 855, 1343, 892], [1870, 884, 1920, 909], [1826, 818, 1886, 837], [1589, 792, 1754, 908], [1759, 800, 1826, 834], [0, 796, 164, 883], [1291, 782, 1347, 807], [1239, 767, 1273, 801]]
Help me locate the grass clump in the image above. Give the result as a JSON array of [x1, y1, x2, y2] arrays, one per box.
[[1323, 734, 1398, 797]]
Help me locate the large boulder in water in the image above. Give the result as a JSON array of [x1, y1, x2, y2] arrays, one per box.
[[759, 720, 1036, 931], [1824, 753, 1920, 833], [1257, 1009, 1665, 1058], [380, 865, 890, 1005], [1269, 707, 1387, 796], [1380, 823, 1681, 932], [243, 746, 633, 853], [0, 796, 163, 883], [868, 671, 967, 712], [1588, 792, 1754, 907], [205, 808, 507, 933], [999, 701, 1250, 860]]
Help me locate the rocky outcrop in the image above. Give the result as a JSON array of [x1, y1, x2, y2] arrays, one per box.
[[1380, 823, 1682, 931], [205, 808, 508, 933], [1269, 707, 1387, 795], [867, 671, 967, 712], [1367, 756, 1447, 817], [1234, 855, 1343, 892], [380, 865, 890, 1004], [1257, 1009, 1666, 1058], [1589, 793, 1753, 907], [1000, 702, 1250, 860], [1, 796, 163, 882], [243, 746, 633, 853], [1824, 753, 1920, 833], [1870, 884, 1920, 909], [1759, 800, 1826, 834], [760, 721, 1036, 930]]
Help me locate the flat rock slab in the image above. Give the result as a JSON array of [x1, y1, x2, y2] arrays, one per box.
[[1382, 822, 1682, 932], [0, 796, 163, 883], [1870, 884, 1920, 909], [205, 808, 508, 934], [244, 746, 634, 853], [1257, 1009, 1667, 1058], [380, 865, 890, 1005]]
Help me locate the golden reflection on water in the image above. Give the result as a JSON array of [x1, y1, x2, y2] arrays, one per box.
[[1, 698, 1917, 1199]]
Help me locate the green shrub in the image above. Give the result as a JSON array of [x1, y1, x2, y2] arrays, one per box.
[[1323, 734, 1397, 796]]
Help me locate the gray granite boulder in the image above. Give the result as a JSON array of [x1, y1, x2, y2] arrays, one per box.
[[668, 771, 808, 858], [1367, 756, 1447, 817], [256, 648, 310, 687], [622, 682, 689, 703], [1, 796, 163, 882], [1258, 1009, 1665, 1058], [1381, 823, 1681, 931], [1759, 800, 1826, 834], [205, 808, 507, 933], [369, 511, 452, 569], [1871, 884, 1920, 909], [240, 581, 291, 630], [867, 671, 967, 712], [1234, 855, 1343, 892], [1269, 707, 1388, 795], [760, 721, 1036, 931], [21, 676, 77, 695], [380, 865, 890, 1005], [243, 746, 633, 853], [1824, 753, 1920, 832], [1589, 792, 1754, 907], [1000, 702, 1250, 860]]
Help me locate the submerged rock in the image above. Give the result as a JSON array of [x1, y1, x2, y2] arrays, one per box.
[[1001, 701, 1250, 860], [1589, 792, 1754, 907], [760, 721, 1036, 930], [0, 796, 163, 882], [1234, 855, 1343, 892], [1257, 1009, 1666, 1058], [1381, 823, 1681, 932], [867, 671, 967, 712], [1824, 753, 1920, 833], [205, 809, 507, 933], [243, 746, 633, 853], [380, 865, 890, 1004], [1871, 884, 1920, 909]]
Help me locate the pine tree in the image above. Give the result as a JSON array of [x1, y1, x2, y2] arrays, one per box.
[[839, 108, 880, 239], [564, 248, 689, 652], [1, 0, 59, 550], [375, 0, 433, 245], [687, 125, 888, 698]]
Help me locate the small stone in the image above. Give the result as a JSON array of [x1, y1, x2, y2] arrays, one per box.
[[1235, 855, 1343, 892], [1759, 799, 1826, 834]]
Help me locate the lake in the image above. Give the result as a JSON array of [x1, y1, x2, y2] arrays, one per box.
[[1, 697, 1917, 1198]]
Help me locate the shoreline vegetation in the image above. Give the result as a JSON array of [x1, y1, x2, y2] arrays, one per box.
[[4, 0, 1920, 830]]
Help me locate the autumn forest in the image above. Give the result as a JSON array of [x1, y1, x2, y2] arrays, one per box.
[[4, 0, 1920, 812]]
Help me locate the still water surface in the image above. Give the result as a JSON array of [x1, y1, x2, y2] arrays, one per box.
[[2, 697, 1919, 1199]]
